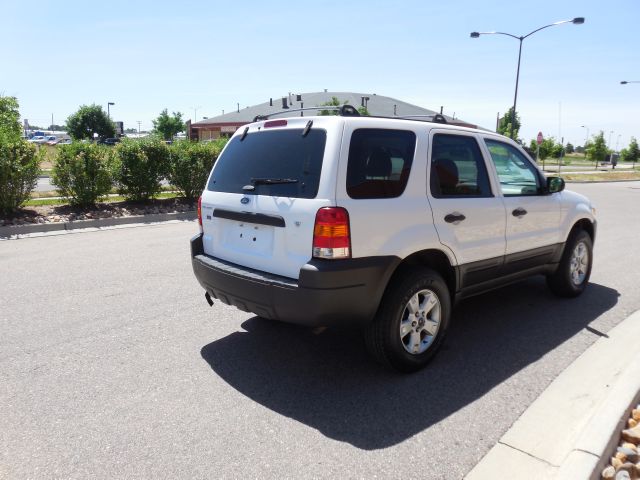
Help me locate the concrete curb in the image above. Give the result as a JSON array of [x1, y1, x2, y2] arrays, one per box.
[[0, 211, 197, 239], [465, 310, 640, 480]]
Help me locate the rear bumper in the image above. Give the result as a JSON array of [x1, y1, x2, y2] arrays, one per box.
[[190, 234, 399, 327]]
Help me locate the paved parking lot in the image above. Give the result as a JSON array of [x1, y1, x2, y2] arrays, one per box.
[[1, 182, 639, 479]]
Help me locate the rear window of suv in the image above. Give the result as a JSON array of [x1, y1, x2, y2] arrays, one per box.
[[207, 129, 326, 199], [347, 129, 416, 199]]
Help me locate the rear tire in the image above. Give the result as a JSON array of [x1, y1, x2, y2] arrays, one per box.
[[365, 267, 451, 373], [547, 230, 593, 298]]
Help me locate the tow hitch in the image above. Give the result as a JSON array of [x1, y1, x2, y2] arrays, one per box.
[[205, 292, 214, 307]]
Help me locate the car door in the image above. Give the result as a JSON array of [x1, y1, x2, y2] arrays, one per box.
[[482, 137, 562, 273], [427, 131, 507, 287]]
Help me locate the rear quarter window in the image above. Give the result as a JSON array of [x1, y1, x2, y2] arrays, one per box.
[[207, 129, 326, 199], [346, 129, 416, 199]]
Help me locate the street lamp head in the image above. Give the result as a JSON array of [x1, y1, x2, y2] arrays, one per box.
[[470, 32, 480, 38], [572, 17, 585, 24], [108, 102, 115, 106], [621, 81, 629, 84]]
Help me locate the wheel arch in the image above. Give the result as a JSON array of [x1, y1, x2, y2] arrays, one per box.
[[567, 217, 596, 243], [388, 249, 457, 298]]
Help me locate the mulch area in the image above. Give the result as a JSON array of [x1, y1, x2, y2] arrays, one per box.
[[1, 198, 196, 226]]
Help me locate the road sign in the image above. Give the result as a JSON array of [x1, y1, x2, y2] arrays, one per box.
[[537, 132, 544, 145]]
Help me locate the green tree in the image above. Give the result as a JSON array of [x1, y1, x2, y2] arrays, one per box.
[[497, 107, 521, 140], [318, 97, 345, 116], [551, 142, 564, 159], [0, 96, 22, 141], [152, 109, 184, 140], [66, 104, 115, 141], [625, 137, 639, 165], [565, 143, 574, 154], [529, 137, 556, 161], [586, 131, 608, 164]]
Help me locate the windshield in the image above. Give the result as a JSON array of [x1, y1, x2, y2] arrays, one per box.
[[207, 128, 326, 199]]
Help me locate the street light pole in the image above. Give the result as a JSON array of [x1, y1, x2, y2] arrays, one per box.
[[470, 17, 585, 141], [107, 102, 115, 118], [581, 125, 589, 161], [608, 130, 614, 164]]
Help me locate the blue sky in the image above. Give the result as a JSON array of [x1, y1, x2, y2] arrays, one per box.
[[2, 0, 638, 148]]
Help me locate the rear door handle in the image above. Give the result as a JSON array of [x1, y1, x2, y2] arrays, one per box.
[[444, 212, 466, 224], [512, 207, 528, 217]]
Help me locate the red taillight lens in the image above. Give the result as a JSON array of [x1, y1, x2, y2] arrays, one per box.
[[197, 196, 203, 232], [313, 207, 351, 259]]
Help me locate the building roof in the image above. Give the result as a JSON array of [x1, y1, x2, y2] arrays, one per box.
[[191, 91, 476, 128]]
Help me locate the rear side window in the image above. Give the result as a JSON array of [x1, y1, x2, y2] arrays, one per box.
[[207, 129, 326, 199], [430, 134, 492, 198], [346, 129, 416, 199]]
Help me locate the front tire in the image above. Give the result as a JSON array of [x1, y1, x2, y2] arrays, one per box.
[[547, 230, 593, 297], [365, 267, 451, 373]]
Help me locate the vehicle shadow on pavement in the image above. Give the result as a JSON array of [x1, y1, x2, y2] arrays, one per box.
[[200, 278, 619, 450]]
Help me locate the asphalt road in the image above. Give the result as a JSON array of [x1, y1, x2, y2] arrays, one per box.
[[35, 176, 54, 192], [2, 182, 639, 479]]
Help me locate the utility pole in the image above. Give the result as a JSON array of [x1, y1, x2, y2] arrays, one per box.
[[137, 121, 141, 135]]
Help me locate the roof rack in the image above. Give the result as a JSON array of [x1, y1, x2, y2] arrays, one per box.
[[395, 114, 448, 124], [253, 104, 360, 122], [251, 106, 452, 126]]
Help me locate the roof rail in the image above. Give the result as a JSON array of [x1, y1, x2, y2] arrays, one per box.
[[253, 104, 360, 122], [395, 114, 448, 124]]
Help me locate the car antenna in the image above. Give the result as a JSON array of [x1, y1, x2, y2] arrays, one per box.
[[240, 126, 249, 141], [302, 120, 313, 137]]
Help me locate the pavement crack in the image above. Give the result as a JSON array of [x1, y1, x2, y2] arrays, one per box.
[[498, 441, 559, 468]]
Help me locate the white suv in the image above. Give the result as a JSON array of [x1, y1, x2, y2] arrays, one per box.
[[191, 106, 596, 372]]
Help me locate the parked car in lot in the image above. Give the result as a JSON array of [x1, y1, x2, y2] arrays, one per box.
[[98, 137, 120, 146], [190, 106, 596, 372], [28, 136, 47, 144]]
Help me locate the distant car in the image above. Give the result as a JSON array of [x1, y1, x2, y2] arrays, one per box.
[[45, 136, 58, 145], [58, 139, 72, 145], [28, 136, 46, 144], [99, 138, 121, 146]]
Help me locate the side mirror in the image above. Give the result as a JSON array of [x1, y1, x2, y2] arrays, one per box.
[[547, 176, 565, 194]]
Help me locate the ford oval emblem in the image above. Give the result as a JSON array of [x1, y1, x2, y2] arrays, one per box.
[[240, 197, 250, 205]]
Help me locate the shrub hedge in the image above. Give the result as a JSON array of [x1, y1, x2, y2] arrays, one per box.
[[167, 139, 227, 201], [52, 143, 114, 208], [112, 138, 169, 201], [0, 139, 41, 215]]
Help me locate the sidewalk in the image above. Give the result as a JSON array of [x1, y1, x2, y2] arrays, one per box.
[[465, 310, 640, 480]]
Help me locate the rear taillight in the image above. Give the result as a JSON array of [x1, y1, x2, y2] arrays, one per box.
[[313, 207, 351, 259], [197, 196, 203, 232]]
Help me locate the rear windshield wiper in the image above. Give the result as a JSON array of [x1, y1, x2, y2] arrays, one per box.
[[243, 178, 299, 191]]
